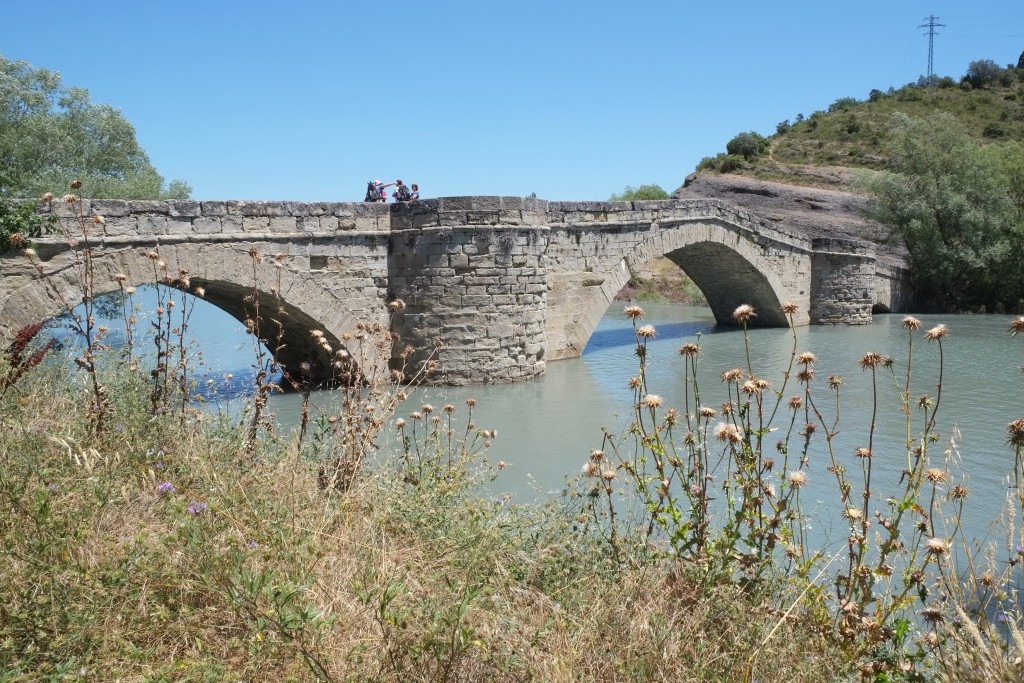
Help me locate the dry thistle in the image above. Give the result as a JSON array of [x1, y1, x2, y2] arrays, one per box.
[[642, 394, 663, 409], [902, 316, 922, 331], [678, 343, 699, 357], [636, 325, 656, 339], [1008, 418, 1024, 447], [731, 304, 756, 323], [624, 305, 644, 319]]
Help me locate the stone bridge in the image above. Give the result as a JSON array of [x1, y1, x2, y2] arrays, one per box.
[[0, 196, 909, 385]]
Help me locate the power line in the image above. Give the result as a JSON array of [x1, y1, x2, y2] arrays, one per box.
[[918, 15, 946, 79]]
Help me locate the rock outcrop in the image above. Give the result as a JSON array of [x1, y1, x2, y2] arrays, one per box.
[[673, 171, 907, 269]]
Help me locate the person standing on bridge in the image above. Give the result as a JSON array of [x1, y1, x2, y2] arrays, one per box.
[[393, 180, 413, 202], [409, 183, 420, 201], [365, 179, 395, 202]]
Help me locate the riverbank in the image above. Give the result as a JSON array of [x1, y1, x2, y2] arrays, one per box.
[[614, 256, 708, 305], [4, 312, 1024, 681], [0, 357, 847, 681]]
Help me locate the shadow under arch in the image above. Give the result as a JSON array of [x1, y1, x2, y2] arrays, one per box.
[[188, 278, 353, 387], [662, 241, 789, 327]]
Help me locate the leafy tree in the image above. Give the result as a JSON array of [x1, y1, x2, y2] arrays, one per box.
[[609, 184, 669, 201], [0, 55, 190, 199], [963, 59, 1004, 89], [861, 112, 1024, 310], [725, 131, 769, 161], [828, 96, 860, 112]]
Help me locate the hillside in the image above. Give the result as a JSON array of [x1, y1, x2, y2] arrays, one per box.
[[673, 56, 1024, 268]]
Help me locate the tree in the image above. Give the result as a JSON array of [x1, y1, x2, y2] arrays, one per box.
[[0, 55, 190, 199], [609, 184, 670, 201], [861, 112, 1024, 310], [963, 59, 1004, 89], [725, 131, 769, 161]]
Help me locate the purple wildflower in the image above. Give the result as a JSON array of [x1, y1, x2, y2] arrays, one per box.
[[187, 501, 208, 516], [247, 540, 259, 549], [157, 481, 175, 494]]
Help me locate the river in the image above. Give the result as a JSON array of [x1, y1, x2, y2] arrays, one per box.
[[269, 303, 1024, 556], [78, 291, 1024, 555]]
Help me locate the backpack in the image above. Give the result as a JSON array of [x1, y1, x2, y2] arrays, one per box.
[[395, 184, 411, 201], [365, 181, 382, 202]]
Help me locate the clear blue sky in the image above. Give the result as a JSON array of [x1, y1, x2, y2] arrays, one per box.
[[4, 1, 1024, 202]]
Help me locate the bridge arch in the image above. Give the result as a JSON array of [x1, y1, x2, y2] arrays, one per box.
[[543, 213, 813, 361], [0, 240, 389, 385]]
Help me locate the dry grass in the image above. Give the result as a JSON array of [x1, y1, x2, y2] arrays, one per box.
[[0, 361, 853, 682]]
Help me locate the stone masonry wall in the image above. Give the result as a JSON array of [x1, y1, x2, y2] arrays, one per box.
[[387, 197, 550, 385], [808, 237, 876, 325]]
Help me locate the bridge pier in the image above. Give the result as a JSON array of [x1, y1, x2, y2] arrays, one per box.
[[387, 198, 550, 385]]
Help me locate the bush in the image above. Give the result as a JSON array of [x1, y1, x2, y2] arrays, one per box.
[[965, 58, 1004, 88], [0, 198, 54, 253], [828, 96, 860, 112], [609, 184, 670, 201], [725, 131, 769, 161]]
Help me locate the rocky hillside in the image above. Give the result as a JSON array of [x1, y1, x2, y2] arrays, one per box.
[[672, 169, 907, 268], [673, 55, 1024, 271]]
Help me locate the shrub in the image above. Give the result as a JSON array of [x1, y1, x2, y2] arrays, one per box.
[[725, 131, 770, 161], [828, 96, 860, 112], [0, 197, 54, 253], [965, 58, 1004, 88], [609, 184, 670, 201]]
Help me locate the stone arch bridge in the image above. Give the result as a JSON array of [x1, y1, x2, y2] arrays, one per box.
[[0, 197, 909, 385]]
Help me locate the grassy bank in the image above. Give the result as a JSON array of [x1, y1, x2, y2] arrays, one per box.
[[1, 350, 852, 682], [4, 197, 1024, 680]]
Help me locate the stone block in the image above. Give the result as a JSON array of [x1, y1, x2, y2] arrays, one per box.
[[268, 217, 298, 233], [128, 200, 167, 215], [166, 217, 195, 235], [91, 200, 129, 217], [136, 215, 169, 235], [168, 200, 201, 217], [242, 217, 271, 232], [201, 201, 228, 216]]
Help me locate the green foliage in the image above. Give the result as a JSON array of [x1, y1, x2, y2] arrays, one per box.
[[828, 96, 860, 112], [860, 112, 1024, 309], [0, 55, 191, 199], [964, 59, 1004, 89], [697, 153, 745, 173], [609, 183, 670, 201], [0, 197, 53, 253], [725, 130, 770, 160]]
